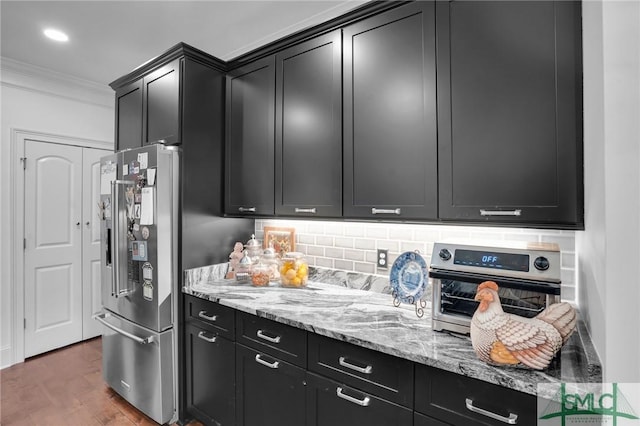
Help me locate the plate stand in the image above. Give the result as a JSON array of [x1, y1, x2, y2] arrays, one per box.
[[392, 291, 427, 318]]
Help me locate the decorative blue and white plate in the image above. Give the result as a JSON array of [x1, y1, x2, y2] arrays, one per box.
[[390, 251, 428, 304]]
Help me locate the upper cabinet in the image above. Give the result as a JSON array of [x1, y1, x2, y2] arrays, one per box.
[[114, 80, 143, 151], [436, 1, 583, 227], [342, 2, 438, 220], [111, 44, 228, 153], [275, 31, 342, 218], [225, 57, 276, 216], [142, 60, 180, 145]]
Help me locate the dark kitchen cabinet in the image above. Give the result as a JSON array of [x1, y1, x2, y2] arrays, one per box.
[[275, 30, 342, 218], [436, 1, 583, 227], [184, 296, 237, 426], [306, 372, 413, 426], [184, 322, 236, 426], [414, 364, 536, 425], [235, 344, 306, 426], [143, 60, 180, 145], [343, 1, 438, 220], [226, 57, 276, 216], [114, 80, 143, 151]]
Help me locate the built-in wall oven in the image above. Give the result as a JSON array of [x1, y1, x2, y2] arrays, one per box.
[[429, 241, 562, 334]]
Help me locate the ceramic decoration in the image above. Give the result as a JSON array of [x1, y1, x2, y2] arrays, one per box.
[[389, 251, 428, 304], [470, 281, 577, 370]]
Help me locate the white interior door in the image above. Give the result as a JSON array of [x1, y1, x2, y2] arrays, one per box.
[[24, 140, 83, 357], [82, 147, 110, 339]]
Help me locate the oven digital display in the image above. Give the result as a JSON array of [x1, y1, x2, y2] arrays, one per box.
[[453, 249, 529, 272]]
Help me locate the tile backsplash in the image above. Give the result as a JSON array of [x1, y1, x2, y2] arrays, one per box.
[[254, 219, 577, 303]]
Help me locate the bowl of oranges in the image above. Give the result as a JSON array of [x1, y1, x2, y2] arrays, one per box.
[[279, 252, 308, 288]]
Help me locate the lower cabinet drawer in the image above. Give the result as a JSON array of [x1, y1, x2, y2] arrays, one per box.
[[415, 364, 536, 426], [236, 311, 307, 367], [306, 372, 413, 426], [308, 333, 414, 407], [185, 295, 235, 339]]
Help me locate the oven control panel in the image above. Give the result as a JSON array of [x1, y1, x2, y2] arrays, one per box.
[[430, 241, 561, 283]]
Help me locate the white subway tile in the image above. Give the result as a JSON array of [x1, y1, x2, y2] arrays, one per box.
[[307, 246, 324, 256], [354, 238, 376, 250], [298, 234, 315, 244], [307, 223, 325, 234], [344, 249, 365, 261], [376, 240, 400, 252], [334, 237, 354, 248], [315, 257, 333, 268], [388, 227, 413, 241], [400, 241, 426, 253], [561, 252, 576, 269], [335, 259, 354, 271], [325, 247, 345, 259], [316, 236, 334, 246], [325, 223, 344, 236], [365, 251, 379, 263], [541, 235, 575, 252], [414, 228, 440, 243], [366, 227, 388, 239], [355, 262, 376, 274], [344, 224, 365, 237]]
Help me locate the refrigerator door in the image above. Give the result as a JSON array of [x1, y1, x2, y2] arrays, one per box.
[[100, 145, 179, 332], [96, 310, 174, 424]]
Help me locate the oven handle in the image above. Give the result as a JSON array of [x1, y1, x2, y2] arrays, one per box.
[[428, 269, 561, 295]]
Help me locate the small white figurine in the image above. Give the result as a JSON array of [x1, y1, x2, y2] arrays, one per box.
[[227, 242, 244, 278]]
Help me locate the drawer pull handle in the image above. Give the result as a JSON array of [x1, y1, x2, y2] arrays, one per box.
[[255, 354, 279, 369], [339, 356, 372, 374], [336, 387, 370, 407], [295, 208, 316, 214], [371, 208, 401, 215], [197, 331, 216, 343], [238, 207, 256, 213], [465, 398, 518, 424], [198, 311, 217, 322], [479, 209, 522, 217], [257, 329, 281, 344]]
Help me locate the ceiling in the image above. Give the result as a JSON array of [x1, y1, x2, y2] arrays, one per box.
[[1, 0, 368, 87]]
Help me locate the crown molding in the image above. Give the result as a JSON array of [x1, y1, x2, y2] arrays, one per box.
[[0, 57, 113, 108]]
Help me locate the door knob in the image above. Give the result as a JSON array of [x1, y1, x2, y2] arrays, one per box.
[[86, 221, 90, 226], [76, 222, 81, 227]]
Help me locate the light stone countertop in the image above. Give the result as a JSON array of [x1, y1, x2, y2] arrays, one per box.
[[183, 265, 602, 397]]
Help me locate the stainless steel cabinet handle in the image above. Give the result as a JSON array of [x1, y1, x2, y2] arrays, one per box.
[[479, 209, 522, 217], [371, 208, 401, 215], [256, 329, 281, 344], [238, 207, 256, 213], [93, 313, 155, 345], [465, 398, 518, 424], [111, 180, 135, 298], [338, 356, 372, 374], [294, 208, 317, 214], [197, 331, 216, 343], [336, 387, 370, 407], [254, 354, 279, 369], [198, 311, 217, 322]]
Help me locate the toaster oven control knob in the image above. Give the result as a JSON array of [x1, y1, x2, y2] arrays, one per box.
[[439, 249, 452, 261], [534, 256, 550, 271]]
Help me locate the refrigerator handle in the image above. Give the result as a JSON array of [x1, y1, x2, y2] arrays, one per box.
[[111, 180, 135, 298], [93, 313, 155, 344]]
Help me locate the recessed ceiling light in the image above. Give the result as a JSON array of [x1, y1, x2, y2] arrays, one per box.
[[43, 28, 69, 42]]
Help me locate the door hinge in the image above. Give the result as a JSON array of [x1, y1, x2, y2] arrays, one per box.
[[20, 157, 26, 170], [24, 318, 26, 329]]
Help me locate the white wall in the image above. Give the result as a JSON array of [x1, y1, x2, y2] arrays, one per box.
[[0, 58, 114, 368], [578, 0, 640, 383]]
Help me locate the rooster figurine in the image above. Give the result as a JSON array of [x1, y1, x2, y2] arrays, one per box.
[[470, 281, 577, 370]]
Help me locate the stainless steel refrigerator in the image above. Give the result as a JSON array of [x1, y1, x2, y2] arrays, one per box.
[[96, 144, 179, 424]]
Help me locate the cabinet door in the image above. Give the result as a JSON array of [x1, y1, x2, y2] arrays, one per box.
[[436, 1, 582, 227], [414, 412, 452, 426], [115, 80, 143, 151], [306, 372, 412, 426], [226, 57, 275, 216], [343, 2, 438, 220], [275, 30, 342, 217], [235, 344, 305, 426], [185, 323, 235, 426], [143, 59, 180, 145]]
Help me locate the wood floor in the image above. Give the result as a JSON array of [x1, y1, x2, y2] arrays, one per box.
[[0, 337, 200, 426]]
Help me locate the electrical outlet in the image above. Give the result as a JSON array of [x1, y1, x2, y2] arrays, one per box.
[[377, 249, 388, 269]]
